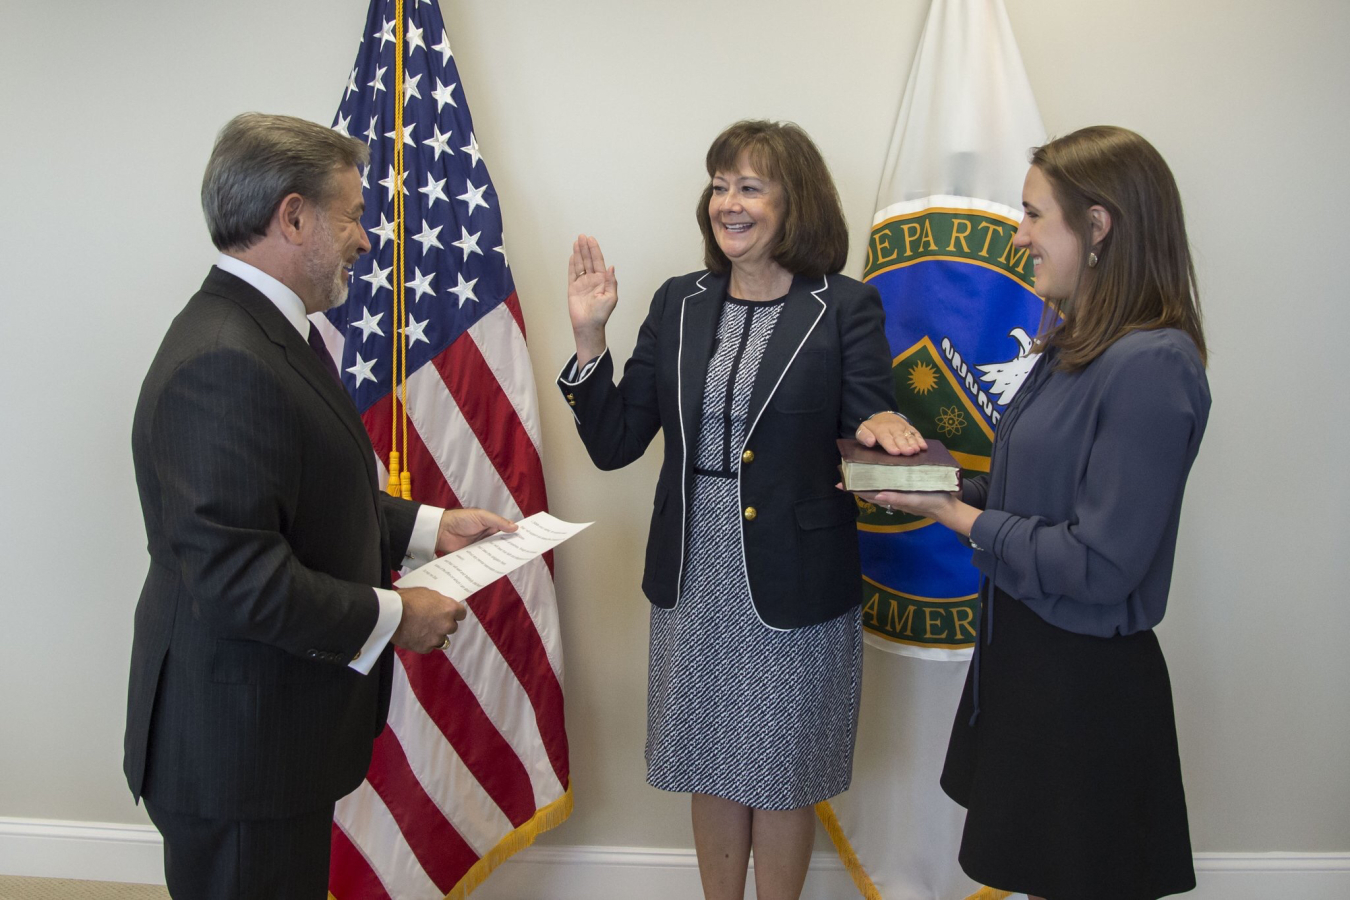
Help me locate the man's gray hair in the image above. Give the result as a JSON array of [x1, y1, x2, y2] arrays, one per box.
[[201, 112, 370, 252]]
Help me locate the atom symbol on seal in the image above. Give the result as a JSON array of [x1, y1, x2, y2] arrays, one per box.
[[936, 405, 966, 437]]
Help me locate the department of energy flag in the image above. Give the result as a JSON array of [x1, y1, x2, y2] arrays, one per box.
[[316, 2, 570, 897], [818, 1, 1043, 898]]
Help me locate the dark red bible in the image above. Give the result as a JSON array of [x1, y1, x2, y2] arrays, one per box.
[[836, 438, 962, 492]]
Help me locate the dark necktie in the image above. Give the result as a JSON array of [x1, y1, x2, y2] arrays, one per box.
[[306, 325, 344, 386]]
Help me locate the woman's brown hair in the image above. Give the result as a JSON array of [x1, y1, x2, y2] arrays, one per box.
[[696, 120, 849, 278], [1032, 125, 1206, 369]]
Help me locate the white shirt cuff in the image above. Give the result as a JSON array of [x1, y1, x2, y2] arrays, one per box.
[[404, 504, 445, 569], [349, 588, 403, 674], [558, 350, 606, 386], [347, 504, 444, 674]]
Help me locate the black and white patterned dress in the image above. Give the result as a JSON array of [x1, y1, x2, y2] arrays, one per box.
[[645, 296, 863, 811]]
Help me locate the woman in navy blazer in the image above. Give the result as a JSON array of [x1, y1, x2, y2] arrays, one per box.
[[558, 121, 921, 900]]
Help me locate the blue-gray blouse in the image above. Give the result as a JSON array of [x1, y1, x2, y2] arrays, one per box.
[[965, 328, 1211, 637]]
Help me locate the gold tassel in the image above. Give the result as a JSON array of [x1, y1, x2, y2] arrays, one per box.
[[386, 450, 402, 496], [400, 469, 412, 501]]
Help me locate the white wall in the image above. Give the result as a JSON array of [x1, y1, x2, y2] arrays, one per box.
[[0, 0, 1345, 870]]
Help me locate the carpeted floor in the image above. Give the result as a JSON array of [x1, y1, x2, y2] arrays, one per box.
[[0, 877, 167, 899]]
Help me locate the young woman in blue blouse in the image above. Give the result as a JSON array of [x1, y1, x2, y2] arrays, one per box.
[[865, 126, 1209, 900]]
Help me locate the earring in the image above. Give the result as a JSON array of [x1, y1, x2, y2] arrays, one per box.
[[1087, 251, 1099, 268]]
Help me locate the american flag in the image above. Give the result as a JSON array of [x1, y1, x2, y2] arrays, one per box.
[[314, 2, 571, 897]]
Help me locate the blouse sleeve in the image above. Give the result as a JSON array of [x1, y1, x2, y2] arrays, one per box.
[[961, 473, 990, 511]]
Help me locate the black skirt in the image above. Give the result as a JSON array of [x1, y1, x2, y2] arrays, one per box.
[[941, 589, 1195, 900]]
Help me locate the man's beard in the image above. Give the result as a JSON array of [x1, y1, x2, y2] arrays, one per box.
[[321, 269, 350, 311], [306, 218, 351, 312]]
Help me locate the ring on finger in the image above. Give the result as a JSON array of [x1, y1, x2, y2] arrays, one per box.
[[439, 635, 451, 651]]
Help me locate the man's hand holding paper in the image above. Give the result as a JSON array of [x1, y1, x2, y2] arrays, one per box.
[[435, 507, 518, 555], [392, 587, 469, 653], [402, 512, 591, 601]]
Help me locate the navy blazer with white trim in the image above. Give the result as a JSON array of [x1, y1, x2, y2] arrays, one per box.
[[558, 269, 894, 629]]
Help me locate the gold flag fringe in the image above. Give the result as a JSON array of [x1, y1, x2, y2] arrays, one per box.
[[444, 785, 574, 899], [962, 888, 1013, 900], [815, 800, 883, 900], [816, 799, 1013, 900], [327, 784, 573, 900]]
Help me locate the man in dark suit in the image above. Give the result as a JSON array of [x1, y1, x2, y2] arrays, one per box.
[[125, 112, 515, 898]]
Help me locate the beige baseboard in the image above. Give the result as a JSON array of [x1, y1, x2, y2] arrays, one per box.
[[1, 817, 1346, 899]]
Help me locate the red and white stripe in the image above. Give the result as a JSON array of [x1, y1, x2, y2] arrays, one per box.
[[316, 293, 570, 900]]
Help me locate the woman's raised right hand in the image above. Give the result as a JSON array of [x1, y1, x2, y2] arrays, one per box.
[[567, 235, 618, 363]]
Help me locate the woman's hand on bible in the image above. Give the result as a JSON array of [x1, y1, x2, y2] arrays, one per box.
[[856, 412, 927, 456]]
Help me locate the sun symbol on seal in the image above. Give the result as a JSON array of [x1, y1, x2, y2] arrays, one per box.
[[907, 361, 938, 395], [936, 405, 966, 437]]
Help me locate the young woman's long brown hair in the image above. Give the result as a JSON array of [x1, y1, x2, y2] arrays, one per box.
[[1032, 126, 1206, 370]]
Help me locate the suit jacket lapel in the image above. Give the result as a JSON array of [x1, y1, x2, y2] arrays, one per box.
[[282, 333, 380, 491], [677, 272, 723, 449], [203, 268, 379, 490], [744, 274, 828, 437]]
